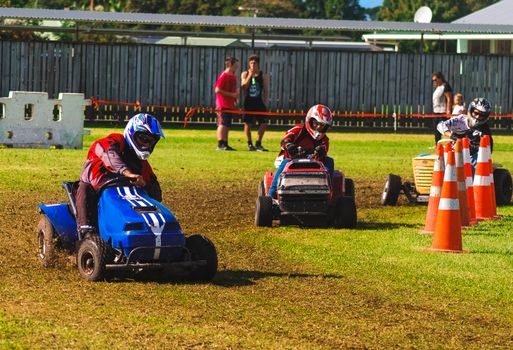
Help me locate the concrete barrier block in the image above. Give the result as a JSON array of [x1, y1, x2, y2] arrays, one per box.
[[0, 91, 90, 149]]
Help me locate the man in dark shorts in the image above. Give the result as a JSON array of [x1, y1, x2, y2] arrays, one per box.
[[214, 56, 239, 151], [241, 54, 270, 151]]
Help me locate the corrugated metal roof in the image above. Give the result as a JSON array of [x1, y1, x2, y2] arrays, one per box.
[[453, 0, 513, 25], [2, 7, 513, 34]]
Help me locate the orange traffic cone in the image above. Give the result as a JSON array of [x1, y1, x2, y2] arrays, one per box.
[[427, 149, 463, 253], [443, 142, 450, 164], [422, 144, 445, 234], [455, 139, 471, 227], [473, 136, 493, 220], [462, 138, 477, 225], [485, 135, 500, 219]]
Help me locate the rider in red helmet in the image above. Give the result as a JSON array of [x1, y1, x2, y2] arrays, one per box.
[[269, 104, 335, 198]]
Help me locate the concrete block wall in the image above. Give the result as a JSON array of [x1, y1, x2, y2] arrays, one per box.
[[0, 91, 90, 149]]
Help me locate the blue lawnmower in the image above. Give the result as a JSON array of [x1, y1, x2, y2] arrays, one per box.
[[37, 177, 218, 282]]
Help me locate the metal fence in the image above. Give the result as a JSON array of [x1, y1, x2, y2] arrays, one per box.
[[1, 40, 512, 130]]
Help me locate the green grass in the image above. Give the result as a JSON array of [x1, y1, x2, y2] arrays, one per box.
[[1, 126, 513, 348]]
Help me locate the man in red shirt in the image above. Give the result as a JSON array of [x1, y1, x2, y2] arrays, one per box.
[[214, 56, 239, 151]]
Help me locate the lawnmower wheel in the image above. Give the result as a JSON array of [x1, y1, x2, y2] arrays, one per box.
[[381, 174, 402, 206], [255, 196, 273, 227], [494, 168, 512, 205], [186, 234, 218, 282], [37, 216, 58, 268]]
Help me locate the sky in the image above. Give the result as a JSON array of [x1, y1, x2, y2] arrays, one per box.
[[360, 0, 383, 8]]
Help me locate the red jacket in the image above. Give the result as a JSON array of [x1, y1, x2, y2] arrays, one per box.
[[80, 133, 162, 201], [279, 124, 330, 159]]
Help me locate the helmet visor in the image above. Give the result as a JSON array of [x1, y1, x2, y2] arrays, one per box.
[[135, 132, 159, 150], [312, 120, 330, 133]]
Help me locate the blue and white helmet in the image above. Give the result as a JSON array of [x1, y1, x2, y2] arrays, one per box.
[[124, 113, 165, 160]]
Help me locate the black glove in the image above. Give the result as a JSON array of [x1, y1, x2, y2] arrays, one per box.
[[314, 145, 326, 159], [285, 142, 299, 158]]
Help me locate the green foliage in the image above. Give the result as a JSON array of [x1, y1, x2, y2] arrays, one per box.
[[377, 0, 500, 53]]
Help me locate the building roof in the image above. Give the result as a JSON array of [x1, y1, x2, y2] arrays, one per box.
[[3, 7, 513, 34], [453, 0, 513, 25]]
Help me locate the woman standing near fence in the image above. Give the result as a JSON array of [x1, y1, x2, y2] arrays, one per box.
[[432, 72, 453, 144]]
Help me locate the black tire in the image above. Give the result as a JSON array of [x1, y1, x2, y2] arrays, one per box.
[[381, 174, 402, 206], [37, 216, 58, 267], [76, 235, 110, 281], [255, 195, 273, 227], [344, 178, 355, 198], [333, 197, 357, 229], [494, 168, 512, 205], [186, 234, 218, 282], [258, 181, 266, 197]]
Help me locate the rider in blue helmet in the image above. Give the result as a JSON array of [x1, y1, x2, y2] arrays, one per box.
[[75, 113, 165, 236], [124, 113, 165, 160]]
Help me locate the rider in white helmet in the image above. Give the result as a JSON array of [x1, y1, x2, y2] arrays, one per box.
[[269, 104, 335, 198], [437, 97, 493, 167]]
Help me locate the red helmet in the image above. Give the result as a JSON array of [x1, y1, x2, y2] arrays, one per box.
[[305, 104, 332, 140]]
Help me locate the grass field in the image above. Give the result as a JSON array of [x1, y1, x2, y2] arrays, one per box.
[[1, 126, 513, 349]]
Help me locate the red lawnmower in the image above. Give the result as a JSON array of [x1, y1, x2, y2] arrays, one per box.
[[255, 155, 357, 228]]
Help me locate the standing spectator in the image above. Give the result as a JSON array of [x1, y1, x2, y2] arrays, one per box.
[[241, 54, 270, 152], [431, 72, 453, 144], [214, 57, 239, 151], [452, 93, 466, 115]]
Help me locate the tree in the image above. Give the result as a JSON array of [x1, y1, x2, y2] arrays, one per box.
[[377, 0, 499, 52], [294, 0, 365, 20], [378, 0, 499, 24]]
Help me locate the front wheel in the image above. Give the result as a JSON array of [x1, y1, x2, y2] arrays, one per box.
[[186, 235, 218, 282], [37, 216, 58, 267], [333, 197, 357, 229], [494, 168, 512, 205], [255, 196, 273, 227], [76, 235, 110, 281]]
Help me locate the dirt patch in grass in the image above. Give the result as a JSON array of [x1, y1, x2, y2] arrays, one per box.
[[1, 179, 511, 348]]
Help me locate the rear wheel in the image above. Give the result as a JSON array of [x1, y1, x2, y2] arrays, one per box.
[[333, 197, 357, 229], [77, 235, 110, 281], [344, 178, 355, 198], [37, 216, 58, 267], [255, 195, 273, 227], [258, 181, 266, 197], [381, 174, 402, 206], [186, 235, 218, 282], [494, 168, 512, 205]]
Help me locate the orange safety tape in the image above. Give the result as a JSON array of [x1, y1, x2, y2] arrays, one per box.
[[90, 97, 513, 128]]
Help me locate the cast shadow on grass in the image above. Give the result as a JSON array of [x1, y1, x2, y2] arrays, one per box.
[[465, 248, 513, 256], [355, 221, 420, 230], [212, 269, 343, 287]]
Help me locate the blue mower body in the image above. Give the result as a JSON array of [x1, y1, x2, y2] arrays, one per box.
[[37, 180, 217, 281]]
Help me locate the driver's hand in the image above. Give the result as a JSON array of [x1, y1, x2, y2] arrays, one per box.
[[285, 142, 299, 158], [129, 174, 146, 187], [314, 146, 326, 159], [123, 171, 146, 187]]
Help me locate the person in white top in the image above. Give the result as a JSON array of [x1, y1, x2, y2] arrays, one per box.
[[431, 72, 453, 144], [452, 93, 466, 115], [437, 97, 493, 168]]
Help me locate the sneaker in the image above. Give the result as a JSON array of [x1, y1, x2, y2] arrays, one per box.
[[255, 143, 268, 152], [248, 144, 257, 151], [225, 144, 236, 151], [216, 145, 227, 151]]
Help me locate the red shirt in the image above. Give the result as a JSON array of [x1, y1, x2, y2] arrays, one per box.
[[80, 133, 158, 192], [279, 124, 330, 158], [214, 71, 237, 109]]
